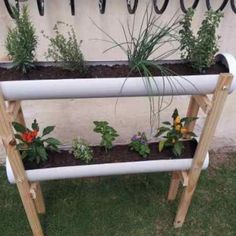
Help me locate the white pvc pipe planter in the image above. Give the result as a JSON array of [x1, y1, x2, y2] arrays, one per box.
[[6, 152, 209, 184], [0, 53, 236, 101], [2, 53, 234, 184]]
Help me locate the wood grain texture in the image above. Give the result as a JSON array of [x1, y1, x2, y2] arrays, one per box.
[[174, 73, 233, 228], [0, 91, 44, 236]]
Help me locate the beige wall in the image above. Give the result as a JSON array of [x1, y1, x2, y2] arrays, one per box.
[[0, 0, 236, 60], [0, 0, 236, 161]]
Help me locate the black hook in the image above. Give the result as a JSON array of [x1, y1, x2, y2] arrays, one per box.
[[99, 0, 106, 14], [153, 0, 169, 14], [180, 0, 199, 13], [37, 0, 44, 16], [4, 0, 19, 19], [127, 0, 138, 14], [70, 0, 75, 15], [231, 0, 236, 13], [206, 0, 229, 11]]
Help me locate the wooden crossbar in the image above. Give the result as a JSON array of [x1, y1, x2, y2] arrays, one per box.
[[193, 95, 212, 114], [30, 182, 46, 214]]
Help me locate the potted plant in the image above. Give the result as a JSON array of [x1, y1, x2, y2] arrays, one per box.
[[6, 116, 209, 184], [0, 6, 235, 102]]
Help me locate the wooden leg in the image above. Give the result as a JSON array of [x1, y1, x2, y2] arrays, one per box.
[[167, 172, 180, 201], [174, 74, 233, 228], [167, 96, 199, 201], [0, 96, 44, 236], [12, 103, 46, 215], [30, 182, 46, 214]]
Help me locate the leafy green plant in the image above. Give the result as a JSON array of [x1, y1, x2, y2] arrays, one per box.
[[155, 109, 197, 156], [13, 120, 61, 164], [6, 5, 37, 73], [43, 21, 85, 72], [129, 132, 150, 158], [72, 138, 93, 163], [179, 8, 223, 72], [93, 121, 119, 152]]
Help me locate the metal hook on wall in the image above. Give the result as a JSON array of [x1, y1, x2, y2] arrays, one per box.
[[206, 0, 229, 11], [99, 0, 106, 14], [231, 0, 236, 13], [153, 0, 169, 14], [70, 0, 75, 15], [127, 0, 138, 14], [37, 0, 44, 16], [4, 0, 19, 19], [180, 0, 199, 13]]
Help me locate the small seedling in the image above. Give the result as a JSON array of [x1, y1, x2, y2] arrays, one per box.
[[129, 132, 150, 158], [93, 121, 119, 152], [72, 138, 93, 163]]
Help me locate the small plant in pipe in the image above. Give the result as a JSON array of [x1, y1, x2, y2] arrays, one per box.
[[6, 5, 37, 73], [12, 120, 61, 164], [155, 109, 197, 156], [72, 138, 93, 163], [93, 121, 119, 152], [42, 21, 85, 72], [179, 8, 223, 73], [129, 132, 150, 158]]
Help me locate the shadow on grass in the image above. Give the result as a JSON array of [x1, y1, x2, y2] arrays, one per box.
[[0, 155, 236, 236]]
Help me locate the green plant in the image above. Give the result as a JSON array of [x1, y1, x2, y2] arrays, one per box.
[[92, 7, 181, 129], [43, 21, 85, 72], [72, 138, 93, 163], [13, 120, 61, 164], [179, 8, 223, 72], [93, 121, 119, 152], [129, 132, 150, 158], [155, 109, 197, 156], [6, 5, 37, 73]]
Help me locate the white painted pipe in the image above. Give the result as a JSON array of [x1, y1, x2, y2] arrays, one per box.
[[0, 53, 235, 101], [6, 153, 209, 184]]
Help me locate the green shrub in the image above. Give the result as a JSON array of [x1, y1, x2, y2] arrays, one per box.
[[72, 138, 93, 163], [179, 9, 223, 72], [93, 121, 119, 152], [6, 5, 37, 73], [43, 21, 85, 72], [129, 132, 150, 158]]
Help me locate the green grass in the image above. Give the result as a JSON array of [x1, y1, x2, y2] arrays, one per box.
[[0, 155, 236, 236]]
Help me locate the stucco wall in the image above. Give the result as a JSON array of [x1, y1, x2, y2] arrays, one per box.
[[0, 0, 236, 161]]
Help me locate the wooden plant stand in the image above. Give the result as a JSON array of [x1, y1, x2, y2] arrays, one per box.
[[0, 73, 233, 235]]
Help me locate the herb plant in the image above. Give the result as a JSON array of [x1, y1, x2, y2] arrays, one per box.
[[179, 8, 223, 72], [129, 132, 150, 158], [13, 120, 61, 164], [92, 7, 180, 129], [6, 5, 37, 73], [93, 121, 119, 152], [155, 109, 197, 156], [72, 138, 93, 163], [43, 21, 85, 72]]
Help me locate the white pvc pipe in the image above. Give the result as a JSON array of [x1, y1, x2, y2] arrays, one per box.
[[6, 153, 209, 184], [0, 53, 235, 101]]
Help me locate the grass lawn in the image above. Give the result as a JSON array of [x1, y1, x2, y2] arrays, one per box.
[[0, 153, 236, 236]]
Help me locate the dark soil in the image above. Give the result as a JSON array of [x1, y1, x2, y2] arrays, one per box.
[[23, 140, 197, 170], [0, 62, 228, 81]]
